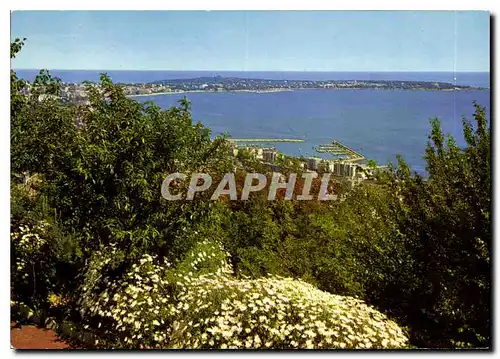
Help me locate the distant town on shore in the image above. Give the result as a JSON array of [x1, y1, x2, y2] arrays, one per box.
[[147, 75, 486, 92], [24, 75, 488, 105]]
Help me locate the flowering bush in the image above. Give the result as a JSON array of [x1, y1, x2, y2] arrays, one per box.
[[78, 240, 408, 349], [11, 221, 50, 275], [171, 275, 408, 349], [11, 220, 55, 306], [11, 171, 82, 309], [48, 292, 69, 308]]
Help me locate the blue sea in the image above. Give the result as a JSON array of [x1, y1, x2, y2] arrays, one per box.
[[15, 70, 490, 174]]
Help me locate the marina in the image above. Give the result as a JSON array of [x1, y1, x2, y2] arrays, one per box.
[[315, 141, 366, 162], [229, 137, 373, 181]]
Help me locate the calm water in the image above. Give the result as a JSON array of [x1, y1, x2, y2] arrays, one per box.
[[15, 70, 490, 174]]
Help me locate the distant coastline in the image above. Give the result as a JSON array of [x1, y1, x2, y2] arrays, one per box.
[[127, 88, 293, 98], [123, 76, 487, 98], [126, 86, 485, 98], [22, 74, 487, 105], [13, 70, 490, 89]]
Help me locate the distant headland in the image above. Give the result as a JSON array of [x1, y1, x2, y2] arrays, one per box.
[[124, 76, 488, 97], [26, 75, 488, 104]]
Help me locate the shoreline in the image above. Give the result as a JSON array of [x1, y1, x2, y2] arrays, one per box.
[[126, 89, 292, 98], [126, 87, 487, 98]]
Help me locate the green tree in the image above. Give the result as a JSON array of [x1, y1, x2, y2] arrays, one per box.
[[11, 41, 236, 307], [387, 103, 491, 347], [367, 159, 378, 169]]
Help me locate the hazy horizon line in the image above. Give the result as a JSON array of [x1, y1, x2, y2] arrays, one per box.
[[12, 68, 490, 73]]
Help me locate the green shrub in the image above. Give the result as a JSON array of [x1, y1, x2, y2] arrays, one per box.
[[10, 173, 81, 309], [383, 103, 491, 347], [11, 220, 53, 304], [76, 240, 408, 349], [173, 275, 408, 349]]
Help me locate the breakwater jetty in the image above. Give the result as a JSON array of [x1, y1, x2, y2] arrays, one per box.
[[315, 141, 365, 162], [228, 138, 305, 143]]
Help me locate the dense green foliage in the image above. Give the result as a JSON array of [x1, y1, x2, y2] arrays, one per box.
[[382, 104, 491, 347], [10, 39, 490, 349]]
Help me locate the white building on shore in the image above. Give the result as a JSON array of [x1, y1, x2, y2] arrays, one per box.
[[307, 157, 323, 171]]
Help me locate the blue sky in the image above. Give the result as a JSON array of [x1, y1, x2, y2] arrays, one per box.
[[10, 11, 490, 71]]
